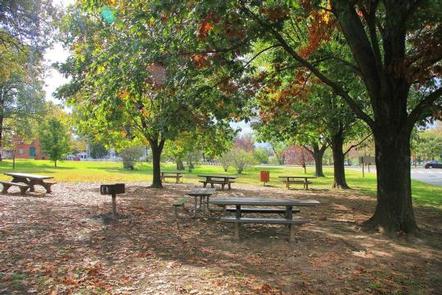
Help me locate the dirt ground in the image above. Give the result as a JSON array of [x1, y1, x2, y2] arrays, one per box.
[[0, 182, 441, 294]]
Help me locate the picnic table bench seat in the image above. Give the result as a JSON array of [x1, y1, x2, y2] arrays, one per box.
[[220, 216, 307, 225], [199, 179, 235, 190], [224, 207, 300, 214], [0, 181, 30, 195], [161, 172, 183, 183], [220, 216, 308, 240]]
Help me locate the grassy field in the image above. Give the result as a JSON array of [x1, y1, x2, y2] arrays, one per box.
[[0, 159, 441, 208]]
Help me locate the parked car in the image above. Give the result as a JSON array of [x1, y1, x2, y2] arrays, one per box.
[[424, 160, 442, 169]]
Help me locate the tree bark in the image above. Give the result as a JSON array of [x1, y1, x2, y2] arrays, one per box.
[[331, 128, 349, 189], [54, 160, 57, 168], [176, 158, 185, 170], [307, 143, 327, 177], [363, 128, 417, 234], [150, 138, 165, 188]]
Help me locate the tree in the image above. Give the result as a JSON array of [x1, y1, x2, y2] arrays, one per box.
[[230, 149, 254, 174], [39, 118, 69, 167], [170, 0, 442, 234], [218, 152, 232, 172], [0, 0, 57, 51], [119, 146, 144, 170], [88, 140, 107, 159], [0, 43, 46, 160], [57, 3, 245, 188], [254, 147, 270, 164]]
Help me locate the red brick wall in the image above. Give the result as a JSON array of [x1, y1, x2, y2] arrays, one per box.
[[15, 139, 46, 160]]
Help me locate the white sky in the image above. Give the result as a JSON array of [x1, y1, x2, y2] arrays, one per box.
[[43, 0, 74, 104]]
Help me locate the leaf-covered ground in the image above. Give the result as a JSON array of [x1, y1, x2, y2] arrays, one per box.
[[0, 183, 441, 294]]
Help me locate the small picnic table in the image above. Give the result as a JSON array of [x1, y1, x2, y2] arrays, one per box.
[[198, 174, 237, 190], [278, 175, 316, 190], [210, 197, 320, 241], [3, 172, 55, 193], [186, 187, 216, 217], [160, 171, 184, 183]]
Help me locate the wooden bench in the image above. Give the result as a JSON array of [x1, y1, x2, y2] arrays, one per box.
[[199, 179, 235, 190], [282, 180, 312, 189], [0, 181, 30, 195], [173, 197, 187, 225], [225, 207, 300, 214], [220, 216, 308, 241], [161, 173, 183, 184]]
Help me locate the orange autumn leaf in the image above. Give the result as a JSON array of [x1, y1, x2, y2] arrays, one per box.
[[198, 21, 213, 38]]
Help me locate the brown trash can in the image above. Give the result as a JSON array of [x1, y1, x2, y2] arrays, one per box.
[[260, 171, 270, 185]]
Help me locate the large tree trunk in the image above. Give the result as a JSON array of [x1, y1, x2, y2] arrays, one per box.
[[363, 128, 417, 234], [150, 139, 165, 188], [331, 128, 349, 189]]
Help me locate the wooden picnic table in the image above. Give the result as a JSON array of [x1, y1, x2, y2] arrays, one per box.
[[278, 175, 317, 190], [160, 171, 184, 183], [197, 174, 237, 190], [186, 187, 216, 217], [210, 197, 320, 241], [3, 172, 56, 193]]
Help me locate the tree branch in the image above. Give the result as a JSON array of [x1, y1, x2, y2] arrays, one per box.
[[407, 87, 442, 130], [344, 133, 372, 156], [240, 3, 375, 129]]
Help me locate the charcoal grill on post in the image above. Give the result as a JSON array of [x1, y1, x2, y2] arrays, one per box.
[[100, 183, 125, 217]]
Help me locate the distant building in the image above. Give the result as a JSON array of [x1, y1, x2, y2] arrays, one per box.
[[14, 139, 47, 160]]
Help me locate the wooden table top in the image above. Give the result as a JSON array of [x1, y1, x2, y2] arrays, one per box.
[[197, 175, 237, 179], [5, 172, 53, 180], [187, 187, 217, 196], [278, 176, 317, 179], [210, 197, 320, 206]]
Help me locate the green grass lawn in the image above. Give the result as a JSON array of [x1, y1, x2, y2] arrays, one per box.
[[0, 159, 441, 208]]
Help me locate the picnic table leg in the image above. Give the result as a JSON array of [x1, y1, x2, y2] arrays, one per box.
[[305, 179, 309, 190], [228, 182, 231, 190], [111, 193, 117, 218], [234, 205, 241, 240], [1, 183, 10, 193], [286, 180, 290, 189], [194, 196, 198, 218], [206, 196, 210, 213], [286, 206, 294, 242]]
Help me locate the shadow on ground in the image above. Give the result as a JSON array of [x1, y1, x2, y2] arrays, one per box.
[[0, 182, 441, 294]]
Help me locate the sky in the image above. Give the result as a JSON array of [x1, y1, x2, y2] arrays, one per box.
[[43, 0, 74, 105]]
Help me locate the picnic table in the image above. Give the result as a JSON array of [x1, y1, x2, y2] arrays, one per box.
[[278, 175, 316, 190], [210, 197, 320, 241], [2, 172, 56, 194], [161, 171, 184, 183], [186, 187, 216, 217], [198, 174, 237, 190]]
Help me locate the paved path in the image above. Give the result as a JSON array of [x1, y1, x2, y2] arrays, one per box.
[[411, 168, 442, 186]]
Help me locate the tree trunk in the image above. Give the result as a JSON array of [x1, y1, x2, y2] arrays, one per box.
[[331, 129, 349, 189], [309, 143, 326, 177], [150, 139, 165, 188], [363, 129, 417, 234], [54, 160, 57, 168], [0, 114, 3, 161], [176, 158, 185, 170]]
